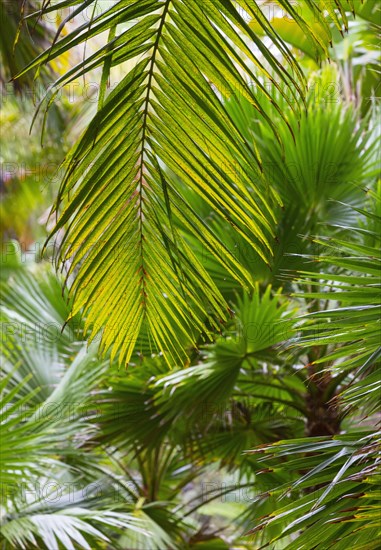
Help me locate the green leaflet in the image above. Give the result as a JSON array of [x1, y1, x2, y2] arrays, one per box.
[[18, 0, 355, 364]]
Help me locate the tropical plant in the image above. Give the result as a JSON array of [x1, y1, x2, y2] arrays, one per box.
[[13, 0, 361, 366], [0, 0, 53, 90], [0, 264, 151, 549], [1, 1, 380, 549], [244, 190, 381, 548]]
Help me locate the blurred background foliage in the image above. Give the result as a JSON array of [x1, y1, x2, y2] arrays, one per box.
[[0, 1, 380, 549]]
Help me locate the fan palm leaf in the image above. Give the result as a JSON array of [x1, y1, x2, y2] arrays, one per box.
[[0, 266, 153, 549]]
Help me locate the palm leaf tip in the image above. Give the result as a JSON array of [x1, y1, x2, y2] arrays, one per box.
[[13, 0, 358, 365]]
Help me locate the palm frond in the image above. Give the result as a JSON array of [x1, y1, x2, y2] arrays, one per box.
[[13, 0, 357, 365], [294, 190, 381, 380], [244, 190, 381, 548], [245, 431, 381, 549], [0, 265, 155, 549], [0, 0, 52, 90], [1, 507, 147, 550]]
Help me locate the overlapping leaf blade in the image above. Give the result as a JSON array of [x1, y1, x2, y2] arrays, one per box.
[[15, 0, 356, 364]]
